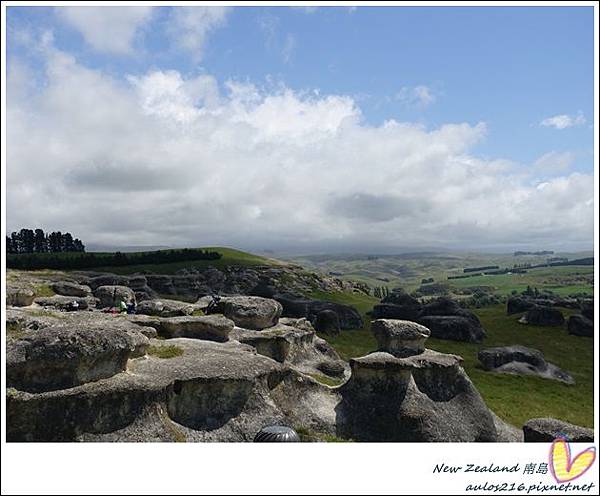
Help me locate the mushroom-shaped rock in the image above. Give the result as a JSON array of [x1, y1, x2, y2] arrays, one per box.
[[51, 281, 92, 298], [7, 288, 35, 307], [6, 325, 144, 393], [313, 309, 341, 336], [160, 315, 234, 342], [371, 319, 430, 357], [523, 418, 594, 442], [338, 349, 497, 442], [208, 296, 282, 330], [478, 345, 574, 384], [567, 314, 593, 338], [94, 285, 136, 308]]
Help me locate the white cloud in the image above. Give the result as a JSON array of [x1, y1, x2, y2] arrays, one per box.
[[533, 151, 576, 174], [395, 85, 436, 108], [168, 6, 230, 60], [540, 112, 586, 130], [56, 6, 154, 55], [6, 48, 594, 252]]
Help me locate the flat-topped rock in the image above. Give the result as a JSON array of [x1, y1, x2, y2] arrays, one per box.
[[34, 295, 89, 311], [522, 306, 565, 326], [208, 296, 282, 330], [478, 345, 574, 384], [7, 288, 35, 307], [160, 315, 234, 342], [136, 298, 198, 317], [523, 418, 594, 442], [51, 281, 92, 298], [94, 285, 136, 308], [371, 319, 430, 357], [6, 324, 147, 393]]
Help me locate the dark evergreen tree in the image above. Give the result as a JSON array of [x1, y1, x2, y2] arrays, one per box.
[[34, 229, 47, 253]]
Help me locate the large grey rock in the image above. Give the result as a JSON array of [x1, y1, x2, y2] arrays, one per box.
[[87, 274, 130, 290], [371, 319, 430, 357], [209, 296, 282, 330], [7, 288, 35, 307], [337, 350, 497, 442], [523, 418, 594, 442], [313, 310, 340, 336], [522, 306, 564, 326], [51, 281, 92, 298], [160, 315, 234, 342], [580, 300, 594, 321], [568, 314, 593, 338], [506, 296, 536, 315], [478, 346, 574, 384], [418, 315, 486, 343], [94, 285, 136, 308], [34, 295, 89, 311], [274, 293, 363, 330], [6, 325, 146, 393], [136, 299, 197, 317]]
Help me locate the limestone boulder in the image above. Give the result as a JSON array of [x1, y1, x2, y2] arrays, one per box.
[[94, 285, 136, 308], [160, 315, 234, 342], [34, 295, 89, 311], [51, 281, 92, 298], [7, 288, 35, 307], [209, 296, 282, 330], [523, 418, 594, 442], [418, 315, 486, 343], [313, 309, 340, 336], [568, 314, 593, 338], [478, 345, 574, 384], [522, 306, 564, 326], [136, 298, 197, 317], [371, 319, 430, 357]]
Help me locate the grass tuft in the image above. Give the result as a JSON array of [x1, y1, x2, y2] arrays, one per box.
[[147, 345, 184, 359]]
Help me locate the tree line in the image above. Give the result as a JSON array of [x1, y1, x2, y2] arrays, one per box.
[[7, 248, 223, 270], [6, 228, 85, 254]]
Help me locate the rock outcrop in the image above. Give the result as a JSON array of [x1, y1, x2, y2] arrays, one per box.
[[520, 306, 565, 326], [7, 288, 35, 307], [274, 293, 363, 330], [478, 346, 574, 384], [51, 281, 92, 298], [34, 295, 90, 311], [208, 296, 282, 330], [136, 298, 199, 317], [523, 418, 594, 442], [371, 296, 486, 343], [313, 310, 341, 336], [160, 315, 234, 342], [506, 296, 536, 315], [371, 319, 430, 357], [567, 314, 593, 338], [94, 285, 136, 308]]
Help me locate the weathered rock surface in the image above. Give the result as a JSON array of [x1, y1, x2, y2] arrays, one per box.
[[521, 306, 565, 326], [478, 346, 574, 384], [506, 296, 536, 315], [523, 418, 594, 442], [94, 285, 136, 308], [580, 300, 594, 321], [34, 295, 89, 311], [6, 324, 147, 393], [419, 315, 486, 343], [568, 314, 593, 338], [7, 288, 35, 307], [371, 319, 430, 357], [372, 296, 486, 343], [274, 293, 363, 330], [313, 309, 341, 336], [231, 317, 349, 380], [337, 350, 498, 442], [136, 298, 198, 318], [208, 296, 282, 330], [51, 281, 92, 298], [160, 315, 234, 342]]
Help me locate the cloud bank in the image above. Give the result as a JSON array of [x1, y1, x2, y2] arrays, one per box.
[[6, 44, 594, 253]]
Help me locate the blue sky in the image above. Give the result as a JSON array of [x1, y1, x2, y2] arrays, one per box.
[[5, 5, 596, 252]]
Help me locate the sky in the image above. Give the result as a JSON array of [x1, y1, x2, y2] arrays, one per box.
[[4, 5, 596, 254]]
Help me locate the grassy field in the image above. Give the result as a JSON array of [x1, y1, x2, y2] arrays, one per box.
[[82, 247, 279, 274], [448, 265, 594, 296], [311, 291, 594, 429]]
